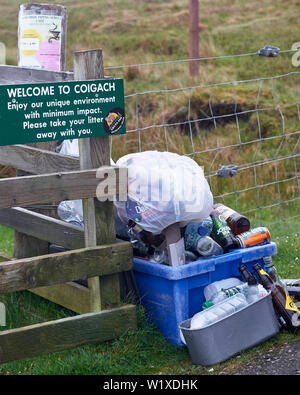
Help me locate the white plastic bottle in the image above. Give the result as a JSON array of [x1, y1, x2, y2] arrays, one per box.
[[220, 302, 236, 316], [190, 310, 219, 330], [210, 284, 246, 304], [226, 293, 248, 311], [204, 277, 244, 302], [244, 283, 268, 303], [190, 293, 248, 331]]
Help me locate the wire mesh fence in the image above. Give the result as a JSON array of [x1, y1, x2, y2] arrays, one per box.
[[107, 49, 300, 240]]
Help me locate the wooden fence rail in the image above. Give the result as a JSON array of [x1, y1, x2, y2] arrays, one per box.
[[0, 49, 136, 365], [0, 304, 137, 364], [0, 208, 84, 249], [0, 65, 73, 85], [0, 166, 126, 209], [0, 242, 132, 294], [0, 145, 80, 174]]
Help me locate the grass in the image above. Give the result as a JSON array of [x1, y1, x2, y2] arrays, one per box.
[[0, 0, 299, 374], [0, 223, 299, 375]]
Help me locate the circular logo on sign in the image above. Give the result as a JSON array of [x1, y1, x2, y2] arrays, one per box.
[[103, 107, 125, 135]]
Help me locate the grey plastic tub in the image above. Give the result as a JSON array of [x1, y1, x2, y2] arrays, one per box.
[[179, 292, 280, 366]]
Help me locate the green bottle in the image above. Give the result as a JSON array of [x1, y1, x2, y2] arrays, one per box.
[[210, 209, 240, 252]]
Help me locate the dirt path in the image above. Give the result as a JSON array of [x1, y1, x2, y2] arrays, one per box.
[[231, 339, 300, 375]]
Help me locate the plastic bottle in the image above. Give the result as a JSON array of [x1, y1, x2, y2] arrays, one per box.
[[127, 225, 154, 258], [196, 236, 223, 257], [263, 256, 287, 288], [184, 218, 213, 251], [149, 249, 169, 265], [128, 220, 166, 248], [190, 293, 248, 330], [183, 219, 213, 243], [203, 298, 236, 316], [204, 277, 244, 302], [253, 263, 300, 332], [213, 203, 250, 235], [131, 239, 153, 258], [220, 301, 236, 316], [226, 293, 248, 310], [210, 209, 240, 252], [190, 310, 219, 330], [185, 250, 198, 263], [210, 306, 228, 321], [202, 301, 214, 310], [239, 264, 266, 303], [57, 200, 84, 228], [210, 285, 245, 304]]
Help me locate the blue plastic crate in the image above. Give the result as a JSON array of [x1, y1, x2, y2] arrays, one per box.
[[133, 242, 277, 346]]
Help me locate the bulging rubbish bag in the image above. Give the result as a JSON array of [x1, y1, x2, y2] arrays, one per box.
[[114, 151, 213, 234]]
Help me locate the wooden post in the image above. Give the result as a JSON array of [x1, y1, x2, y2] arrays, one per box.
[[74, 49, 121, 311], [13, 142, 58, 260], [189, 0, 199, 77], [14, 2, 68, 258]]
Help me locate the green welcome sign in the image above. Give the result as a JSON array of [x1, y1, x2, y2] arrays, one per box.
[[0, 78, 126, 146]]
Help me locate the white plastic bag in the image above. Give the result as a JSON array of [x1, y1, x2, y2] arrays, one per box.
[[57, 139, 115, 165], [56, 139, 114, 225], [57, 139, 80, 157], [114, 151, 213, 234]]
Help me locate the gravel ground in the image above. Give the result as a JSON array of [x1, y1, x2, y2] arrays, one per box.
[[231, 339, 300, 375]]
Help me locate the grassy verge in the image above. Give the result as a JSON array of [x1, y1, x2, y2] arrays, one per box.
[[0, 224, 298, 375], [0, 0, 299, 375]]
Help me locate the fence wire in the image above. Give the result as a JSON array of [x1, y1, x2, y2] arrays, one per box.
[[104, 47, 298, 71], [109, 49, 300, 240]]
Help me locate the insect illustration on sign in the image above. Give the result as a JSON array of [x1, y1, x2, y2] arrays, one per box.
[[48, 23, 61, 43]]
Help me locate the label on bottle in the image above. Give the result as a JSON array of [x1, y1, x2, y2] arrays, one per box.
[[212, 214, 233, 240], [285, 292, 299, 312], [259, 268, 269, 276], [215, 205, 236, 221], [222, 287, 241, 297]]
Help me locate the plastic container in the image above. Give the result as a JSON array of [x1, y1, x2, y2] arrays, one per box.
[[204, 277, 243, 301], [190, 294, 248, 330], [179, 291, 279, 366], [133, 242, 277, 346]]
